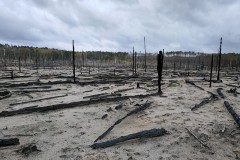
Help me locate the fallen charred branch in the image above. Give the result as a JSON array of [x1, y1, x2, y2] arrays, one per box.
[[94, 101, 151, 142], [76, 79, 127, 85], [0, 75, 32, 80], [227, 88, 239, 97], [0, 90, 12, 100], [90, 93, 122, 101], [12, 88, 61, 93], [83, 93, 108, 99], [2, 80, 71, 88], [185, 128, 210, 148], [0, 93, 158, 118], [191, 91, 218, 111], [15, 86, 52, 90], [0, 138, 20, 147], [217, 88, 225, 99], [185, 80, 204, 91], [10, 94, 68, 106], [91, 128, 167, 149], [1, 79, 129, 88], [224, 101, 240, 127], [113, 87, 134, 94]]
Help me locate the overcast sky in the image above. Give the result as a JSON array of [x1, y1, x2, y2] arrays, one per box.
[[0, 0, 239, 53]]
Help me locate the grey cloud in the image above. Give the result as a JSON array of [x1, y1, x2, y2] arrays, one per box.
[[0, 0, 240, 53]]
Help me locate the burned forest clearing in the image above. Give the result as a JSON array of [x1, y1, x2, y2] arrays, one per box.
[[0, 62, 240, 160]]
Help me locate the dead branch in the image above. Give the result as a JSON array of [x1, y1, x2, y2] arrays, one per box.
[[94, 101, 151, 142], [83, 93, 108, 99], [2, 80, 71, 88], [90, 93, 122, 101], [12, 88, 61, 93], [0, 93, 158, 118], [224, 101, 240, 127], [15, 86, 52, 90], [185, 79, 205, 91], [91, 128, 167, 149], [4, 134, 34, 137], [10, 94, 68, 106], [113, 87, 134, 94], [191, 91, 219, 111], [185, 128, 210, 148]]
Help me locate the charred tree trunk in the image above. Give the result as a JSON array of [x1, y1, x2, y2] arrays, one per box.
[[135, 51, 137, 74], [94, 102, 152, 142], [72, 40, 76, 83], [18, 57, 21, 72], [217, 37, 222, 81], [209, 54, 213, 87], [144, 36, 147, 72], [157, 50, 164, 94], [132, 47, 134, 75]]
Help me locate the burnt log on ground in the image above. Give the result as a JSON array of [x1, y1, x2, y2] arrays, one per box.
[[91, 128, 167, 149], [94, 101, 152, 142], [113, 87, 135, 94], [0, 90, 12, 100], [10, 94, 68, 106], [191, 91, 219, 111], [185, 79, 205, 91], [90, 93, 122, 101], [217, 88, 225, 99], [0, 76, 32, 80], [83, 93, 108, 99], [224, 101, 240, 127], [0, 79, 127, 88], [1, 80, 71, 88], [15, 86, 52, 90], [0, 93, 159, 118], [12, 88, 61, 93], [0, 138, 20, 147]]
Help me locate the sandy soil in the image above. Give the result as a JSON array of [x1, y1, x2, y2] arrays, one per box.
[[0, 68, 240, 160]]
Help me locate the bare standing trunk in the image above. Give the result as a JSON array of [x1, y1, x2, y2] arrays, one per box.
[[72, 40, 76, 83], [217, 37, 222, 81]]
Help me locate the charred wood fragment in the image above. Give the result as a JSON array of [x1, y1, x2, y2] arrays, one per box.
[[94, 101, 152, 142], [91, 128, 167, 149], [224, 101, 240, 127], [0, 93, 158, 118], [191, 91, 218, 111], [185, 79, 204, 91], [10, 94, 68, 106]]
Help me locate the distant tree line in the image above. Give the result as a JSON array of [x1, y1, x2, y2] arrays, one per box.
[[0, 43, 239, 71]]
